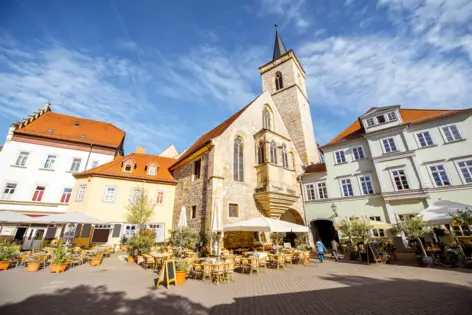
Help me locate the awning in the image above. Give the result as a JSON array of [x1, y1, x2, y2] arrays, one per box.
[[0, 211, 36, 223], [418, 200, 472, 225], [223, 217, 309, 233], [32, 212, 104, 224]]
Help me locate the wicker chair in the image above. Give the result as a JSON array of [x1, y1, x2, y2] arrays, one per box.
[[212, 264, 225, 284], [284, 254, 293, 266], [296, 252, 305, 265], [275, 255, 286, 271], [240, 257, 250, 274], [249, 258, 259, 275], [258, 256, 268, 272], [202, 263, 212, 282], [224, 261, 236, 283], [234, 256, 242, 270], [193, 264, 203, 280]]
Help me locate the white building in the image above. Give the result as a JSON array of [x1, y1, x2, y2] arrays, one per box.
[[302, 105, 472, 247], [0, 102, 125, 247]]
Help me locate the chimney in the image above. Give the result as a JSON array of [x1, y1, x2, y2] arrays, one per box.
[[136, 147, 146, 154]]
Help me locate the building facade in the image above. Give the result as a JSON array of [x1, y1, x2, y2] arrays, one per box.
[[170, 31, 320, 248], [302, 105, 472, 247], [68, 148, 177, 245]]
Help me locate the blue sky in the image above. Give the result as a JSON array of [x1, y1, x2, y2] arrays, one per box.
[[1, 0, 471, 155]]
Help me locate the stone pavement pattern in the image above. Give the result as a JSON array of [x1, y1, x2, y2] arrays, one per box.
[[1, 254, 471, 315]]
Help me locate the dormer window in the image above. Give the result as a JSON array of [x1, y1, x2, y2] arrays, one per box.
[[366, 118, 375, 127], [124, 164, 132, 172], [387, 112, 397, 121], [377, 115, 386, 124], [365, 111, 398, 128], [148, 166, 156, 176]]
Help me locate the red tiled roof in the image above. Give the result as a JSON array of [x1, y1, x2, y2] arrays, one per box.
[[15, 112, 125, 148], [304, 163, 327, 174], [75, 153, 177, 184], [322, 108, 469, 149]]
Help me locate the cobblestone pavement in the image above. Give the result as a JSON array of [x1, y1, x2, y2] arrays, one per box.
[[1, 253, 471, 315]]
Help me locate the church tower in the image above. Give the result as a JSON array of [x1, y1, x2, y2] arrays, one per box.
[[259, 29, 320, 165]]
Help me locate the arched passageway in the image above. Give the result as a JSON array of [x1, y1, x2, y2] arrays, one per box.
[[280, 209, 305, 247], [310, 219, 339, 249]]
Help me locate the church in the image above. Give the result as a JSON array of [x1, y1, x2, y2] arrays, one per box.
[[169, 30, 321, 248]]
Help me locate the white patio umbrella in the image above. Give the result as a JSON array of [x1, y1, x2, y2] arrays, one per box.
[[177, 206, 188, 228], [418, 200, 472, 225], [223, 216, 309, 233], [211, 200, 224, 257], [33, 212, 104, 224]]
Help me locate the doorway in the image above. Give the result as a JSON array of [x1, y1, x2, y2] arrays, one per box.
[[14, 227, 27, 242], [22, 227, 46, 250], [311, 220, 339, 248]]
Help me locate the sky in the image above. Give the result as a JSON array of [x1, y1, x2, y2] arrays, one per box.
[[1, 0, 471, 155]]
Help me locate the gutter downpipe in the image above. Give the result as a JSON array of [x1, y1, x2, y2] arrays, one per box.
[[85, 144, 93, 170]]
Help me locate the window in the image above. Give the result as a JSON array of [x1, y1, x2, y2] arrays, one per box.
[[124, 224, 138, 237], [233, 136, 244, 182], [32, 186, 45, 202], [359, 175, 374, 195], [257, 141, 265, 164], [335, 150, 346, 164], [387, 112, 397, 121], [262, 107, 271, 130], [441, 125, 463, 142], [131, 189, 142, 204], [91, 160, 99, 169], [275, 71, 283, 91], [229, 203, 239, 217], [70, 158, 82, 172], [15, 152, 29, 166], [370, 216, 381, 221], [429, 164, 451, 186], [305, 184, 316, 201], [366, 118, 375, 127], [103, 186, 117, 202], [61, 188, 72, 203], [148, 166, 156, 176], [124, 164, 132, 172], [191, 205, 197, 219], [44, 155, 56, 169], [156, 191, 165, 205], [1, 183, 17, 200], [281, 144, 288, 168], [270, 141, 277, 164], [352, 147, 365, 160], [457, 160, 472, 183], [377, 115, 386, 124], [76, 185, 86, 201], [317, 182, 328, 199], [340, 179, 354, 197], [416, 131, 434, 148], [193, 159, 201, 180], [392, 170, 410, 190], [382, 137, 397, 153]]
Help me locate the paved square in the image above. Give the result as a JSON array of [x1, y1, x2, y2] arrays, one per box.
[[1, 253, 471, 314]]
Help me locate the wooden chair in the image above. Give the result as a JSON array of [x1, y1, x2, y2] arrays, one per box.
[[268, 254, 276, 269], [258, 256, 268, 272], [240, 257, 250, 274], [285, 254, 293, 266], [193, 264, 203, 280], [212, 264, 225, 284], [296, 252, 305, 265], [202, 263, 212, 282], [224, 261, 236, 283], [144, 256, 156, 270], [249, 258, 259, 276], [275, 255, 286, 271]]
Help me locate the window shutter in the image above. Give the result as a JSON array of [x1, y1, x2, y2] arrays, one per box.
[[73, 224, 82, 238], [45, 227, 57, 239], [81, 224, 92, 238], [112, 224, 122, 238]]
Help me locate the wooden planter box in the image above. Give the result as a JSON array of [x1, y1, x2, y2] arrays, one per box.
[[50, 263, 67, 273], [127, 256, 135, 263], [90, 258, 101, 267], [0, 261, 11, 271], [27, 262, 40, 272]]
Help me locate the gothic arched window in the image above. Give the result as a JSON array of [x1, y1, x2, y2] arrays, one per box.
[[262, 107, 271, 130], [257, 140, 265, 165], [233, 136, 244, 182], [275, 71, 283, 91], [281, 143, 288, 168], [270, 141, 277, 164]]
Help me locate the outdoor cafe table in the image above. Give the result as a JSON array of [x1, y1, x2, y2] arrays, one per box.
[[244, 251, 268, 259], [150, 253, 171, 258]]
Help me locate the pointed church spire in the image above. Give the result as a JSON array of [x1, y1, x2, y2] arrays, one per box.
[[273, 24, 288, 60]]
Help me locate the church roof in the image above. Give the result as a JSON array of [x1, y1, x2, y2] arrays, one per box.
[[321, 107, 470, 150], [273, 29, 288, 60], [170, 95, 260, 169]]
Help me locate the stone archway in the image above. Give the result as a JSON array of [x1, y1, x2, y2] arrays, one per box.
[[279, 208, 304, 225]]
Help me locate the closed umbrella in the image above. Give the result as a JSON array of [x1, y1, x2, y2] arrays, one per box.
[[211, 200, 223, 257], [177, 206, 188, 228]]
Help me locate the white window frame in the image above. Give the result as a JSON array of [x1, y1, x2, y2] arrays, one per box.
[[148, 166, 156, 176], [1, 183, 17, 200], [365, 118, 375, 128], [358, 174, 375, 195], [427, 163, 452, 187], [352, 146, 366, 161], [304, 183, 316, 201], [440, 124, 464, 143], [91, 160, 99, 169], [316, 181, 328, 199], [43, 155, 57, 169], [454, 159, 472, 184], [334, 150, 346, 164], [32, 185, 46, 202], [103, 186, 117, 202], [76, 185, 86, 201], [15, 152, 29, 167], [155, 190, 165, 205], [415, 130, 435, 148], [386, 111, 397, 122], [381, 137, 398, 153], [376, 114, 387, 124], [130, 188, 142, 204], [70, 158, 82, 172], [60, 187, 73, 203], [390, 169, 410, 191], [339, 178, 354, 197], [123, 224, 139, 237], [124, 164, 133, 172]]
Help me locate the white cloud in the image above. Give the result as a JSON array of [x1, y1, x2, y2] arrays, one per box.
[[257, 0, 311, 31]]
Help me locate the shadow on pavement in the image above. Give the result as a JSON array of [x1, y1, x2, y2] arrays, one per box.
[[1, 276, 471, 315]]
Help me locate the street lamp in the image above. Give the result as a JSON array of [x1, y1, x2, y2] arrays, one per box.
[[331, 203, 338, 217]]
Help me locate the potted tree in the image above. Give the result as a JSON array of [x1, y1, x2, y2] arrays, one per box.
[[26, 256, 41, 272], [169, 227, 198, 258], [393, 215, 432, 267], [337, 219, 358, 260], [0, 240, 17, 271], [120, 235, 129, 251], [175, 261, 189, 285], [351, 219, 373, 264], [50, 242, 69, 273]]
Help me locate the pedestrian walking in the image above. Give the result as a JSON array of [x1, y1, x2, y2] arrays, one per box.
[[331, 239, 340, 261], [315, 240, 328, 263]]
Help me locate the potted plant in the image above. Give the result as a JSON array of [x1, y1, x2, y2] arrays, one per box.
[[89, 254, 102, 267], [169, 227, 198, 257], [120, 235, 129, 251], [50, 241, 69, 273], [349, 219, 373, 264], [393, 215, 432, 267], [0, 240, 17, 271], [26, 256, 41, 272], [175, 261, 189, 285]]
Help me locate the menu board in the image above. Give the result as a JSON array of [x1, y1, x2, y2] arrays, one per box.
[[156, 259, 176, 288]]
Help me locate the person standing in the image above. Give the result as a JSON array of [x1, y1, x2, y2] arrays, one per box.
[[315, 240, 328, 263], [331, 239, 340, 261]]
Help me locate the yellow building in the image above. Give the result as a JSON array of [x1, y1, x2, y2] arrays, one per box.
[[67, 147, 177, 245]]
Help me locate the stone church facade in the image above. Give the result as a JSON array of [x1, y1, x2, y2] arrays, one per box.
[[170, 30, 321, 248]]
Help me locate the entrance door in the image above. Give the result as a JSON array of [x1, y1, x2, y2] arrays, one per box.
[[22, 228, 46, 250], [149, 224, 165, 243], [32, 229, 45, 250], [311, 220, 338, 248]]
